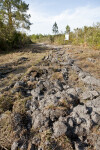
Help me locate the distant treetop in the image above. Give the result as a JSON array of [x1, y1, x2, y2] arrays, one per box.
[[52, 22, 59, 35]]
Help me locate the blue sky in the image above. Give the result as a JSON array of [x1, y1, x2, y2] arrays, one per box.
[[25, 0, 100, 35]]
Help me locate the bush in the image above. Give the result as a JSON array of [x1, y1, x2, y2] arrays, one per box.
[[54, 34, 65, 45], [10, 31, 31, 49], [0, 27, 31, 52]]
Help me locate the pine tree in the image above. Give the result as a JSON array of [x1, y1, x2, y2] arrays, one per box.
[[66, 25, 70, 33], [0, 0, 31, 30], [52, 22, 59, 35]]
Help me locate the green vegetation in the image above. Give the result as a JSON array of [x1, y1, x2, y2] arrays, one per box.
[[31, 34, 65, 45], [0, 0, 100, 52], [31, 23, 100, 50], [72, 23, 100, 49], [0, 0, 31, 52]]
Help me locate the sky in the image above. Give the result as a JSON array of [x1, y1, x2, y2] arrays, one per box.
[[25, 0, 100, 35]]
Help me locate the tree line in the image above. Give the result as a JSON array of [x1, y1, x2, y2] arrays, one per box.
[[0, 1, 100, 52], [31, 22, 100, 50], [0, 0, 31, 52]]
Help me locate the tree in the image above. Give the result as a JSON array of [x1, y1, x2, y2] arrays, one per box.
[[52, 22, 59, 35], [0, 0, 31, 51], [66, 25, 70, 33], [0, 0, 31, 30]]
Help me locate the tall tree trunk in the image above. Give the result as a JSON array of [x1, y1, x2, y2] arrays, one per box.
[[7, 1, 13, 28]]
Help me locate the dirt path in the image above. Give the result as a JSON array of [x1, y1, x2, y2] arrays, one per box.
[[0, 44, 100, 150]]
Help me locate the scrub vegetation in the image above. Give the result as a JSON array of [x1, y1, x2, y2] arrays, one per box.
[[31, 23, 100, 50]]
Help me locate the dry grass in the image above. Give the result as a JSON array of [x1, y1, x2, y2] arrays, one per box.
[[0, 90, 30, 114], [67, 46, 100, 79], [39, 129, 73, 150], [0, 92, 15, 114], [45, 105, 68, 111], [0, 111, 14, 149], [25, 66, 43, 76], [86, 125, 100, 150], [55, 135, 73, 150], [69, 69, 85, 90], [50, 72, 64, 81], [91, 125, 100, 135], [0, 51, 46, 68], [0, 46, 47, 91], [45, 99, 70, 111], [13, 99, 27, 114]]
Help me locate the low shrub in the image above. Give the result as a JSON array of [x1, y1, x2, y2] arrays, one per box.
[[0, 29, 32, 52]]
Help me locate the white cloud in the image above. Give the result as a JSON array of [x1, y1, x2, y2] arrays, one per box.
[[28, 5, 100, 35]]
